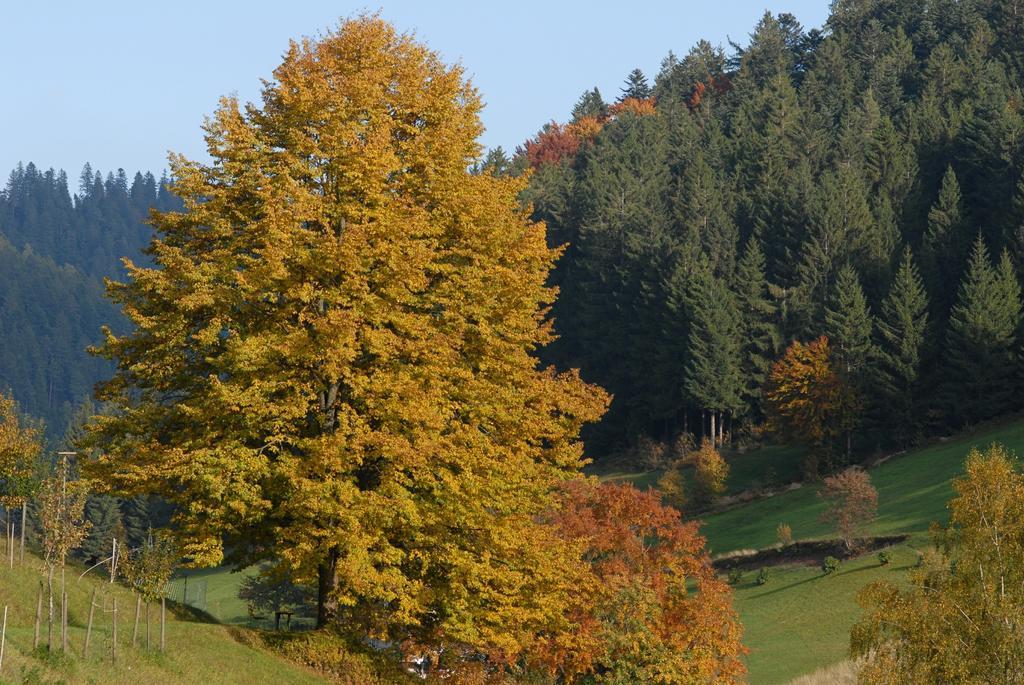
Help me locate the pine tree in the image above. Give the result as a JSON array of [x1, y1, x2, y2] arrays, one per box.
[[734, 240, 780, 419], [824, 265, 875, 456], [619, 68, 651, 101], [876, 247, 929, 445], [684, 265, 744, 445], [921, 166, 965, 315], [945, 236, 1021, 424], [120, 495, 152, 550], [79, 495, 124, 563], [795, 167, 877, 332], [571, 87, 608, 121]]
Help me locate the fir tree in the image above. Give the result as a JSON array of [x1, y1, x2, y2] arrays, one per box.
[[684, 265, 744, 444], [945, 236, 1021, 424], [734, 239, 780, 419], [571, 87, 608, 121], [921, 166, 965, 315], [79, 494, 124, 564], [876, 248, 930, 445], [619, 68, 651, 101], [824, 265, 875, 456]]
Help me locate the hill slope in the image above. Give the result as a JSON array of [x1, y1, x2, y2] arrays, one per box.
[[698, 418, 1024, 683], [0, 553, 327, 684]]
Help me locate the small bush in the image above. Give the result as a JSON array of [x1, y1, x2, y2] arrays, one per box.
[[878, 550, 892, 566], [634, 436, 670, 470], [822, 556, 841, 575], [657, 468, 686, 510], [776, 522, 793, 546], [727, 568, 744, 585], [757, 567, 770, 585], [692, 439, 729, 507]]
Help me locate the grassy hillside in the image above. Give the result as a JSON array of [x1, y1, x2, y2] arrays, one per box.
[[0, 554, 327, 684], [701, 419, 1024, 554], [704, 418, 1024, 683]]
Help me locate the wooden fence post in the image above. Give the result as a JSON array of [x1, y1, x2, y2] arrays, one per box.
[[0, 605, 8, 674], [83, 587, 97, 658], [132, 593, 141, 647], [111, 596, 118, 662]]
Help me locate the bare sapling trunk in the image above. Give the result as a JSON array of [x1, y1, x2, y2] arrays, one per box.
[[20, 501, 25, 564], [46, 566, 54, 650], [61, 590, 68, 653], [160, 597, 165, 652], [34, 583, 42, 649]]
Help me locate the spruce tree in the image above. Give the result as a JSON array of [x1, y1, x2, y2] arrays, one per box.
[[921, 166, 965, 315], [795, 167, 876, 331], [824, 265, 875, 456], [619, 68, 651, 101], [734, 239, 780, 419], [945, 236, 1021, 424], [684, 265, 744, 444], [876, 248, 929, 445], [79, 495, 125, 563], [571, 88, 607, 121]]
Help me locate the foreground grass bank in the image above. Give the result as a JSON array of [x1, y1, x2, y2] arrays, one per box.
[[0, 554, 326, 684]]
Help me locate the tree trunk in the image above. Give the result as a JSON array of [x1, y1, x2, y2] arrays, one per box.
[[146, 601, 151, 650], [46, 566, 54, 650], [34, 584, 42, 649], [19, 501, 25, 564], [61, 591, 68, 653], [710, 411, 717, 447], [316, 547, 340, 628], [160, 597, 165, 652]]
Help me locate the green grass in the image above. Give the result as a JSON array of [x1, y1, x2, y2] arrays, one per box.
[[733, 543, 919, 685], [0, 553, 326, 684], [166, 565, 256, 625], [594, 441, 806, 497], [700, 420, 1024, 555], [700, 417, 1024, 683]]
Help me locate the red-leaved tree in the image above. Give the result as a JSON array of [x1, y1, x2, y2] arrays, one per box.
[[529, 480, 746, 683]]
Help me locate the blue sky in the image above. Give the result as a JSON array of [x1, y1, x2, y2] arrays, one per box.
[[2, 1, 830, 182]]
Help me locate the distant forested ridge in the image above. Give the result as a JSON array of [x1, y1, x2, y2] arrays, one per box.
[[516, 0, 1024, 463], [0, 163, 179, 433]]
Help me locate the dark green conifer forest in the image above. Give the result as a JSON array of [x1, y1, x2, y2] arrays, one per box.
[[517, 0, 1024, 465]]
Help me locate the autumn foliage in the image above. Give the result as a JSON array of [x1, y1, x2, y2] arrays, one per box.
[[765, 336, 860, 475], [692, 438, 729, 506], [522, 98, 657, 169], [607, 96, 657, 117], [530, 480, 746, 683], [818, 468, 878, 550], [523, 122, 583, 168], [87, 15, 608, 661], [853, 445, 1024, 682]]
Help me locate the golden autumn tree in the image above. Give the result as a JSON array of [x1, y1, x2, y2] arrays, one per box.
[[765, 336, 860, 477], [0, 391, 41, 563], [852, 444, 1024, 683], [530, 481, 746, 684], [86, 15, 607, 659]]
